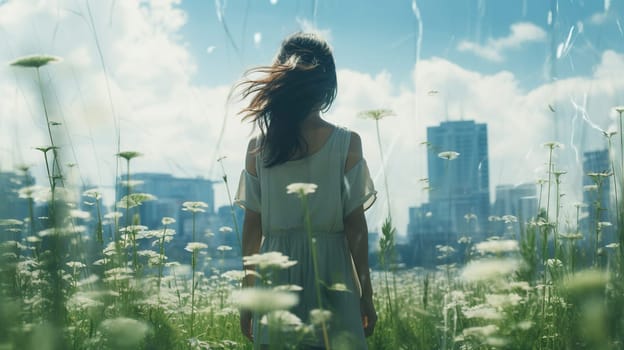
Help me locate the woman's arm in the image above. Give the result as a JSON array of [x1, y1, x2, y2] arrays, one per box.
[[344, 207, 373, 300], [241, 209, 262, 287], [240, 139, 263, 341], [343, 132, 377, 336], [241, 138, 262, 288], [345, 205, 377, 337]]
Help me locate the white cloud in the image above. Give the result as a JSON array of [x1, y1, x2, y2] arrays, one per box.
[[588, 12, 610, 25], [296, 17, 332, 43], [253, 32, 262, 48], [457, 22, 547, 62], [331, 51, 624, 234], [1, 1, 622, 237]]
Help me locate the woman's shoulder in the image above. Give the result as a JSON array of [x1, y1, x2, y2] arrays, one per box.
[[328, 123, 359, 140], [245, 135, 263, 176], [328, 124, 360, 147]]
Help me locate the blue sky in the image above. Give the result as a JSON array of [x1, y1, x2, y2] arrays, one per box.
[[0, 0, 623, 234], [179, 0, 620, 89]]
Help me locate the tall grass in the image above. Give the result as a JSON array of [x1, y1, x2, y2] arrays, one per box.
[[1, 54, 623, 349]]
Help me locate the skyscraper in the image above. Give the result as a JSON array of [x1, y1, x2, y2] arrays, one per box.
[[582, 149, 612, 239], [116, 173, 215, 260], [0, 170, 35, 221], [492, 183, 537, 236], [426, 120, 490, 238]]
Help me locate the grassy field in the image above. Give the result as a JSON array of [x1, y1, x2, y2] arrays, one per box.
[[1, 55, 623, 350]]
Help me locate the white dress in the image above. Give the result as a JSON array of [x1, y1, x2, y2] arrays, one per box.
[[236, 125, 376, 349]]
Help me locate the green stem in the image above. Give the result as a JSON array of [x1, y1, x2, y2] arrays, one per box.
[[545, 148, 553, 222], [125, 158, 131, 238], [95, 199, 103, 244], [375, 119, 392, 220], [608, 138, 620, 231], [219, 161, 243, 250], [36, 68, 63, 188], [302, 194, 331, 350], [43, 151, 54, 191], [157, 224, 167, 301], [190, 250, 196, 338], [554, 175, 561, 258], [593, 179, 604, 267], [190, 213, 198, 337], [618, 111, 624, 272]]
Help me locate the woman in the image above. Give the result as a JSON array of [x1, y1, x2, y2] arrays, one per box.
[[235, 32, 377, 349]]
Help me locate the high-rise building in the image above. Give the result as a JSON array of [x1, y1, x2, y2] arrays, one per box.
[[406, 120, 491, 266], [116, 173, 215, 262], [491, 183, 537, 237], [581, 149, 612, 239], [426, 120, 490, 238], [0, 170, 35, 221]]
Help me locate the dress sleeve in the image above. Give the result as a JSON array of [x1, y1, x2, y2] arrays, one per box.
[[342, 159, 377, 216], [235, 169, 261, 212]]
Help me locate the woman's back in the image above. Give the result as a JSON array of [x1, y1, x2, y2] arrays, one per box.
[[258, 124, 348, 234], [235, 32, 377, 349]]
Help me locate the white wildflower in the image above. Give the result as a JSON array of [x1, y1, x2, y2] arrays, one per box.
[[161, 217, 176, 225], [120, 225, 148, 233], [69, 209, 91, 220], [273, 284, 303, 292], [0, 219, 23, 226], [117, 193, 157, 209], [485, 293, 522, 307], [182, 201, 209, 213], [99, 317, 150, 349], [545, 258, 563, 268], [463, 324, 498, 338], [66, 261, 86, 269], [260, 310, 303, 331], [82, 188, 102, 200], [119, 179, 144, 188], [464, 213, 477, 221], [517, 320, 533, 330], [462, 305, 502, 320], [583, 184, 598, 192], [76, 275, 99, 287], [357, 109, 395, 120], [457, 236, 472, 244], [474, 240, 519, 255], [185, 242, 208, 252], [232, 288, 298, 313], [501, 215, 517, 223], [18, 185, 47, 201], [438, 151, 460, 160], [243, 251, 297, 270], [310, 309, 332, 325], [104, 212, 123, 220], [461, 258, 522, 282], [327, 283, 350, 292], [219, 226, 233, 233], [286, 182, 318, 196], [542, 141, 563, 149], [221, 270, 246, 281], [25, 236, 41, 243], [217, 245, 232, 252]]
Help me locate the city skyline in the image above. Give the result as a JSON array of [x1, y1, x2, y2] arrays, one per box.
[[1, 1, 622, 235]]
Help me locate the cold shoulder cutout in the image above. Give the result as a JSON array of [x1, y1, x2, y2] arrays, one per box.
[[234, 125, 376, 348]]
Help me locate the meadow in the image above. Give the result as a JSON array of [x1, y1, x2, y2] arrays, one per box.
[[1, 54, 624, 350]]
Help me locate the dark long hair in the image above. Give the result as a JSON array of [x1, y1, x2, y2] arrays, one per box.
[[238, 32, 337, 167]]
